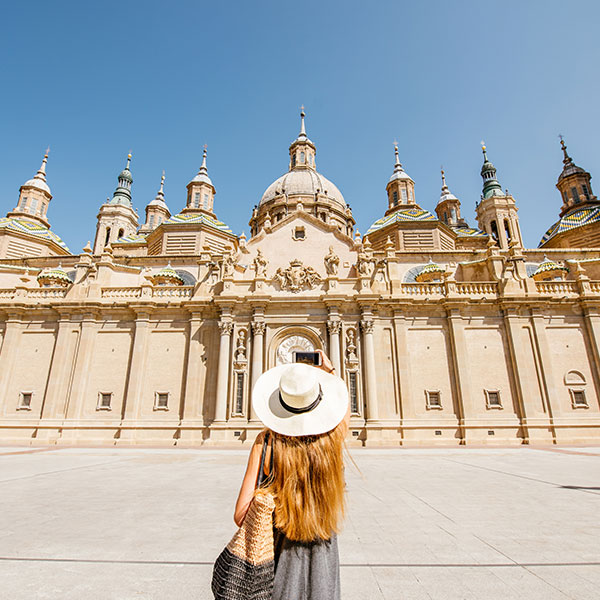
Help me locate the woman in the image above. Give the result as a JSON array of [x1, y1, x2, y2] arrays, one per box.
[[234, 350, 350, 600]]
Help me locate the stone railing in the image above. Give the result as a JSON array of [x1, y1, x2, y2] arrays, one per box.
[[402, 283, 445, 296], [27, 288, 68, 299], [101, 287, 142, 299], [589, 281, 600, 293], [535, 281, 578, 295], [153, 286, 194, 298], [0, 289, 15, 299], [454, 282, 498, 296]]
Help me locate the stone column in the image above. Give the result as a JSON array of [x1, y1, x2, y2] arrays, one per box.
[[392, 312, 411, 424], [445, 308, 471, 443], [250, 320, 266, 421], [40, 314, 75, 422], [213, 320, 233, 423], [360, 317, 379, 421], [180, 312, 205, 441], [65, 313, 98, 422], [327, 319, 342, 375], [502, 309, 531, 443], [122, 311, 152, 422], [0, 312, 22, 415], [529, 309, 560, 428], [582, 306, 600, 400]]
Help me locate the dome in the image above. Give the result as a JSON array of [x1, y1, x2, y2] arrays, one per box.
[[0, 217, 69, 251], [119, 168, 133, 183], [533, 258, 568, 277], [260, 169, 345, 208], [37, 265, 72, 286], [388, 169, 413, 184], [22, 176, 51, 195], [539, 206, 600, 246], [190, 171, 213, 187]]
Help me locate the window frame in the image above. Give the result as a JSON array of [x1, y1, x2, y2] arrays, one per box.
[[425, 390, 442, 410], [17, 391, 33, 411], [569, 388, 588, 409], [96, 391, 113, 411], [154, 391, 170, 411], [485, 389, 503, 409]]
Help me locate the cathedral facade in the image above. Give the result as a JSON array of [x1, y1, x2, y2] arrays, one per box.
[[1, 114, 599, 446]]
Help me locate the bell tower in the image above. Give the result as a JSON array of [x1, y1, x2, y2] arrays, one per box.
[[385, 143, 416, 215], [475, 144, 523, 249], [183, 146, 216, 216], [8, 149, 53, 228], [435, 169, 463, 227], [556, 137, 597, 217], [140, 172, 171, 233], [93, 154, 139, 254]]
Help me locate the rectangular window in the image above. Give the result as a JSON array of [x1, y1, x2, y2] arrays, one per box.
[[193, 192, 200, 208], [154, 392, 169, 410], [18, 391, 33, 410], [401, 188, 408, 201], [30, 198, 38, 213], [571, 186, 579, 203], [426, 390, 442, 409], [570, 389, 588, 408], [235, 372, 245, 415], [582, 184, 590, 200], [393, 190, 398, 205], [293, 227, 305, 240], [485, 390, 502, 409], [97, 392, 112, 410], [348, 372, 358, 414], [203, 194, 209, 209]]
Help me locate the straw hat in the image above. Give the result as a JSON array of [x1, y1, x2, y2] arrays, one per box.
[[252, 363, 349, 437]]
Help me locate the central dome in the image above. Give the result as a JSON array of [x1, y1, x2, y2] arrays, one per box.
[[260, 169, 346, 208]]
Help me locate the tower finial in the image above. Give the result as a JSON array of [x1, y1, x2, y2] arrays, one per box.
[[393, 141, 402, 172], [126, 152, 132, 169], [299, 105, 306, 137], [481, 140, 488, 161], [160, 170, 165, 194], [559, 134, 572, 164], [441, 167, 448, 191], [37, 148, 49, 178], [199, 145, 208, 173]]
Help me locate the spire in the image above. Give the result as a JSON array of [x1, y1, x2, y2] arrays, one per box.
[[441, 168, 448, 193], [289, 106, 316, 170], [388, 141, 412, 184], [110, 152, 133, 206], [190, 144, 214, 187], [36, 147, 49, 180], [480, 142, 503, 199], [299, 105, 306, 138], [559, 135, 572, 166], [19, 148, 52, 195]]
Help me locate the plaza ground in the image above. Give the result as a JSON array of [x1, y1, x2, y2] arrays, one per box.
[[0, 444, 598, 600]]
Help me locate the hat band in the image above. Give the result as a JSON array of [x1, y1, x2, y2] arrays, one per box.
[[278, 385, 322, 414]]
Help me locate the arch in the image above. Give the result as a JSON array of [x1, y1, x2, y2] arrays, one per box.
[[267, 325, 324, 370], [118, 228, 125, 239], [104, 227, 111, 246], [564, 370, 586, 386]]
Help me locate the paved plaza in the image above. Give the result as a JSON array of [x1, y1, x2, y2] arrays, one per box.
[[0, 444, 599, 600]]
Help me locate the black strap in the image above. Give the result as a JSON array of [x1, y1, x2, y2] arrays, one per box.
[[256, 431, 272, 488], [279, 385, 323, 414]]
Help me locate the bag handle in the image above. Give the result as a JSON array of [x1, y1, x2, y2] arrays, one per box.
[[256, 431, 273, 488]]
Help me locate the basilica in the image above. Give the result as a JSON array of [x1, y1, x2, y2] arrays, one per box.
[[0, 112, 599, 446]]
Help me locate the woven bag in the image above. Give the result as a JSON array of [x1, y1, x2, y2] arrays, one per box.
[[212, 435, 275, 600]]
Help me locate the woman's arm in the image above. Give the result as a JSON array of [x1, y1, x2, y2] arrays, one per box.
[[233, 433, 264, 527]]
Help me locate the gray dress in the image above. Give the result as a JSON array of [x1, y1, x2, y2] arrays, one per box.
[[272, 528, 341, 600]]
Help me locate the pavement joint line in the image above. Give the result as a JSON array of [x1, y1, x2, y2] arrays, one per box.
[[0, 557, 599, 567], [0, 447, 62, 457], [441, 457, 600, 496], [0, 458, 132, 484]]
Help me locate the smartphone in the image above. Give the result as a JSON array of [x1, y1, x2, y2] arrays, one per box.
[[293, 351, 322, 366]]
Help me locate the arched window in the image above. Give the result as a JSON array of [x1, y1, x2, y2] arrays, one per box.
[[149, 215, 155, 228], [118, 228, 124, 239], [504, 219, 512, 242], [105, 227, 111, 246], [490, 220, 499, 242], [300, 151, 305, 164]]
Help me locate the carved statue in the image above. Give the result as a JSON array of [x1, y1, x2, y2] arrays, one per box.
[[273, 259, 321, 293], [357, 245, 376, 277], [324, 246, 340, 276], [222, 252, 236, 278], [235, 329, 247, 362], [346, 328, 358, 362], [253, 250, 268, 278]]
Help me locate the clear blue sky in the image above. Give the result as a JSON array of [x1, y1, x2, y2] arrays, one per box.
[[1, 0, 599, 252]]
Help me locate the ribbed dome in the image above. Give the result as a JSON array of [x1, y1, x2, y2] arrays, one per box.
[[260, 169, 345, 208], [22, 176, 51, 194]]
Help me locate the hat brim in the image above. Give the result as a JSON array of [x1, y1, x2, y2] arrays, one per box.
[[252, 365, 349, 437]]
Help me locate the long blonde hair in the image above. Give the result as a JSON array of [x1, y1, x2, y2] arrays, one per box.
[[262, 422, 346, 542]]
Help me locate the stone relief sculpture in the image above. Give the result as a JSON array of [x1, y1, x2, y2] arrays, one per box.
[[273, 259, 321, 292], [324, 246, 340, 276], [276, 334, 315, 365], [346, 328, 358, 363], [235, 329, 247, 362], [357, 244, 376, 277], [253, 250, 268, 278], [222, 251, 237, 279]]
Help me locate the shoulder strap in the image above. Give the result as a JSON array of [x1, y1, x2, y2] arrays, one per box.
[[256, 431, 270, 488]]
